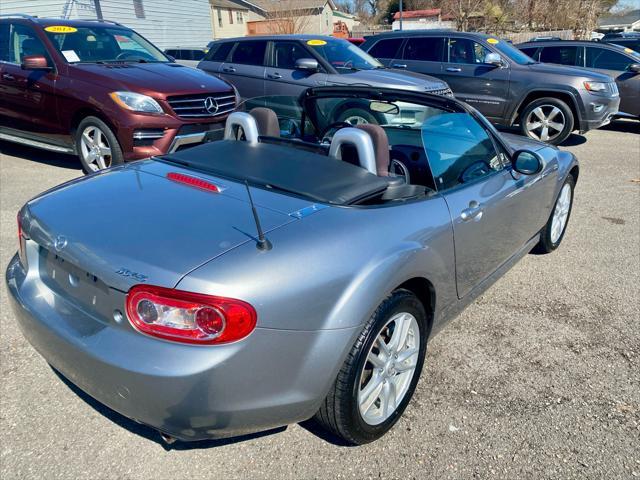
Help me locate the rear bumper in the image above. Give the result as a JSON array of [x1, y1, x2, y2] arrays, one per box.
[[6, 254, 357, 441]]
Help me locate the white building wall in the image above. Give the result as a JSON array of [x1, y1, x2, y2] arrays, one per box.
[[0, 0, 214, 49], [392, 18, 455, 31]]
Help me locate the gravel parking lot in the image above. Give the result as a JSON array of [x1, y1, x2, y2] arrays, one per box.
[[1, 122, 638, 480]]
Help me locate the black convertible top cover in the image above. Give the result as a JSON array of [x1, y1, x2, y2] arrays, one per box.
[[161, 140, 389, 205]]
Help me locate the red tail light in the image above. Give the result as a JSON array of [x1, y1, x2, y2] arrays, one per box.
[[125, 285, 256, 345], [167, 172, 221, 193]]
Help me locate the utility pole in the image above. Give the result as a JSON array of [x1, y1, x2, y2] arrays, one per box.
[[94, 0, 103, 20], [399, 0, 403, 30]]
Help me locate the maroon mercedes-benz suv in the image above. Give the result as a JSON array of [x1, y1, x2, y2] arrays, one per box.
[[0, 15, 237, 173]]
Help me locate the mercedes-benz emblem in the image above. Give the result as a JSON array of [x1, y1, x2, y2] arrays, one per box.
[[204, 97, 219, 115], [54, 235, 68, 252]]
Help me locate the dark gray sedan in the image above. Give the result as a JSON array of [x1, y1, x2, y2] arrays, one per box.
[[6, 86, 578, 446], [198, 35, 453, 110]]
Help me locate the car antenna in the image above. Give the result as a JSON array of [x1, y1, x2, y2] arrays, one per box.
[[245, 180, 272, 251]]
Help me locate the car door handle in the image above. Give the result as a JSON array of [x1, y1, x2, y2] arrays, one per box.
[[392, 64, 407, 69], [222, 66, 236, 73], [267, 73, 282, 79], [446, 67, 462, 72], [460, 201, 483, 222], [2, 73, 15, 81]]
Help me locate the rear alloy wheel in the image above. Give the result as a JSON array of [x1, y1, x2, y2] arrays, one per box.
[[76, 116, 124, 174], [338, 108, 378, 126], [533, 175, 575, 254], [520, 97, 574, 145], [314, 289, 428, 445]]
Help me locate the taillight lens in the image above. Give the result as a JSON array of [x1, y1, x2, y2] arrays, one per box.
[[125, 285, 257, 345], [17, 213, 28, 268]]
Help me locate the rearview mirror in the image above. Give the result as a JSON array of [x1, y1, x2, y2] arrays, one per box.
[[369, 101, 400, 115], [513, 150, 543, 175], [628, 63, 640, 73], [483, 52, 504, 67], [295, 58, 319, 71], [21, 55, 51, 71]]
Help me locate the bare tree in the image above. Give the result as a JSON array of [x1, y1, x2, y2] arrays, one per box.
[[262, 0, 313, 34]]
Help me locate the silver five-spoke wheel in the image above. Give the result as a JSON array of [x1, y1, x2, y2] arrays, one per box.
[[551, 183, 572, 244], [525, 105, 566, 142], [358, 312, 420, 426], [80, 125, 113, 172]]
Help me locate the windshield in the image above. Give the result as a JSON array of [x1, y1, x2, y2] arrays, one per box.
[[305, 38, 383, 71], [492, 39, 537, 65], [44, 26, 169, 63]]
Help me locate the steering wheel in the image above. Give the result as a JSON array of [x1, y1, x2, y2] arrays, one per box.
[[116, 50, 155, 61], [319, 121, 352, 142]]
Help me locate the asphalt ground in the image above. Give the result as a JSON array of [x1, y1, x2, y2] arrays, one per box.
[[1, 121, 639, 479]]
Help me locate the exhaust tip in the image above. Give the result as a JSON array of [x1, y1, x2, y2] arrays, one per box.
[[159, 432, 177, 445]]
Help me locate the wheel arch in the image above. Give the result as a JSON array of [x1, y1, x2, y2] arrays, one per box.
[[510, 90, 581, 129], [395, 277, 436, 338], [569, 164, 580, 183], [70, 108, 119, 141]]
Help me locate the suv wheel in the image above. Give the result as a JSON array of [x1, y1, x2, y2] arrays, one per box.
[[76, 117, 124, 174], [314, 289, 428, 445], [520, 97, 574, 145]]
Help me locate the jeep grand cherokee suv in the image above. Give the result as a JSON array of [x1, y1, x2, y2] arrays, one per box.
[[361, 31, 620, 144], [0, 16, 237, 173]]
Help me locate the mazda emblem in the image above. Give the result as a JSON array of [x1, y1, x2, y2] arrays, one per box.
[[204, 97, 219, 115]]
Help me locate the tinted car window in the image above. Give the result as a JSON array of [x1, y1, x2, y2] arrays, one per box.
[[272, 41, 309, 69], [165, 49, 178, 58], [421, 112, 501, 190], [610, 40, 640, 52], [191, 49, 205, 61], [368, 38, 403, 59], [519, 47, 538, 59], [586, 47, 635, 70], [230, 41, 267, 65], [208, 42, 233, 61], [403, 37, 444, 61], [0, 23, 10, 62], [447, 38, 490, 64], [7, 24, 50, 64], [539, 46, 579, 65]]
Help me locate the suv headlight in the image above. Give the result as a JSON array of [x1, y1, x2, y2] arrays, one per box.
[[583, 81, 608, 93], [109, 91, 164, 114]]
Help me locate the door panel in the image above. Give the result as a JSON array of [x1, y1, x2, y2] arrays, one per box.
[[440, 37, 510, 120], [398, 36, 444, 76], [264, 41, 327, 96], [219, 41, 267, 99]]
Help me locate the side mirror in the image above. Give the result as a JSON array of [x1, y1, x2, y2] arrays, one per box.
[[628, 63, 640, 73], [295, 58, 319, 71], [21, 55, 51, 71], [513, 150, 543, 175], [483, 52, 504, 67]]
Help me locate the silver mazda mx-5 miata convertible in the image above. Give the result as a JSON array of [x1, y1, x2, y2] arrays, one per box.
[[6, 87, 578, 445]]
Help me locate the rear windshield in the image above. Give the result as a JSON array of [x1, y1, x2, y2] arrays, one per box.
[[44, 26, 168, 63]]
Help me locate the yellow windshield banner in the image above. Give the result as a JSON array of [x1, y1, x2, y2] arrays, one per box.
[[307, 39, 327, 46], [487, 38, 499, 44], [624, 47, 635, 54], [45, 26, 78, 33]]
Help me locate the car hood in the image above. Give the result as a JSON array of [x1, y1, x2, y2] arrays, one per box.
[[526, 62, 613, 82], [68, 62, 232, 97], [21, 161, 318, 292], [331, 68, 449, 92]]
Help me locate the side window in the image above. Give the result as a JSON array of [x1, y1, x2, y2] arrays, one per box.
[[7, 24, 50, 64], [421, 111, 502, 190], [0, 23, 10, 62], [403, 37, 444, 61], [368, 38, 403, 59], [519, 47, 538, 59], [165, 49, 178, 59], [207, 42, 233, 61], [447, 38, 489, 64], [191, 49, 205, 61], [272, 41, 309, 69], [230, 41, 267, 65], [586, 47, 634, 70], [539, 46, 579, 66]]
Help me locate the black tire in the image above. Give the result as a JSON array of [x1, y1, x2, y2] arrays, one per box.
[[337, 108, 379, 126], [533, 175, 575, 254], [314, 289, 428, 445], [520, 97, 574, 146], [75, 116, 124, 174]]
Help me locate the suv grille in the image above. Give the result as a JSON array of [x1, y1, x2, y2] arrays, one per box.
[[167, 92, 236, 119], [428, 87, 454, 97]]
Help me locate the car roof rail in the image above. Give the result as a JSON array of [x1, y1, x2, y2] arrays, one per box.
[[0, 13, 38, 20], [82, 18, 124, 26]]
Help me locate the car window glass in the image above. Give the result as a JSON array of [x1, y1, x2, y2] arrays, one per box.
[[586, 47, 634, 70], [191, 49, 205, 61], [165, 49, 178, 58], [448, 38, 490, 64], [0, 23, 10, 62], [519, 47, 538, 59], [403, 37, 444, 61], [272, 41, 308, 69], [539, 46, 579, 65], [208, 42, 233, 61], [7, 24, 49, 64], [368, 38, 403, 59], [230, 41, 267, 65], [421, 112, 502, 190]]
